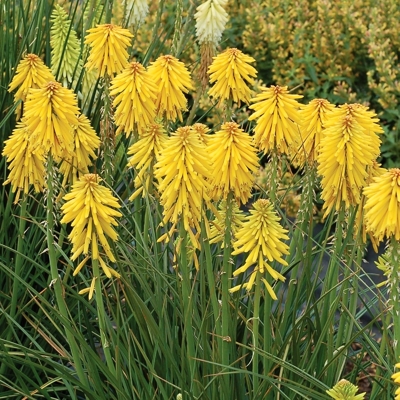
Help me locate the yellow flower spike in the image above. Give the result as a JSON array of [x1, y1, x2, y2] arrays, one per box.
[[24, 81, 80, 161], [295, 98, 335, 165], [148, 55, 195, 122], [2, 119, 46, 203], [110, 61, 158, 136], [84, 24, 134, 78], [317, 103, 382, 218], [249, 85, 303, 156], [8, 54, 55, 118], [229, 199, 288, 299], [59, 114, 101, 187], [209, 121, 259, 204], [364, 168, 400, 241], [208, 48, 257, 105], [78, 277, 96, 300], [127, 123, 168, 201], [154, 126, 213, 248], [50, 5, 83, 87], [326, 379, 366, 399], [61, 174, 122, 277]]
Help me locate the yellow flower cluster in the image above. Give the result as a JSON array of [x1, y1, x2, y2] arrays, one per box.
[[249, 85, 303, 156], [230, 199, 289, 299], [110, 61, 158, 136], [61, 174, 122, 278]]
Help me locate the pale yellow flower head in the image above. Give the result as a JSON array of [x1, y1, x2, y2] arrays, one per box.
[[59, 114, 101, 187], [24, 81, 80, 161], [84, 24, 133, 77], [60, 174, 122, 278], [249, 85, 303, 156], [110, 61, 158, 136], [124, 0, 149, 26], [148, 55, 195, 122], [127, 123, 168, 201], [364, 168, 400, 241], [2, 119, 46, 203], [326, 379, 366, 400], [295, 98, 335, 165], [8, 54, 55, 117], [392, 363, 400, 400], [230, 198, 288, 299], [154, 126, 213, 248], [209, 121, 259, 205], [317, 103, 382, 218], [208, 48, 257, 105], [195, 0, 228, 45], [50, 5, 82, 87]]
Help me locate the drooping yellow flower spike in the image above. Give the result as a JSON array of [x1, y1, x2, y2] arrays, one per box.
[[363, 168, 400, 241], [326, 379, 366, 400], [110, 61, 158, 136], [148, 55, 195, 122], [50, 5, 83, 87], [317, 104, 382, 217], [295, 98, 335, 165], [209, 121, 259, 204], [127, 123, 168, 201], [8, 54, 55, 118], [23, 81, 79, 161], [59, 114, 101, 187], [84, 24, 133, 77], [60, 174, 122, 278], [2, 119, 46, 203], [249, 85, 303, 156], [392, 363, 400, 400], [154, 126, 213, 248], [208, 48, 257, 105], [230, 199, 288, 299]]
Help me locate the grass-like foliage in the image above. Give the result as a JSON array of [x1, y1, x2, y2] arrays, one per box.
[[1, 1, 399, 399]]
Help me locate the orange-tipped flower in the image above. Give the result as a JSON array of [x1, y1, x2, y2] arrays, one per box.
[[2, 119, 46, 203], [208, 48, 257, 105], [84, 24, 133, 77], [8, 54, 55, 117], [364, 168, 400, 241], [24, 81, 79, 161], [154, 126, 212, 248], [296, 98, 335, 165], [60, 174, 122, 278], [59, 114, 100, 186], [127, 123, 168, 201], [249, 85, 303, 155], [317, 104, 382, 217], [148, 55, 195, 122], [209, 121, 259, 204], [229, 199, 288, 299], [110, 61, 158, 136]]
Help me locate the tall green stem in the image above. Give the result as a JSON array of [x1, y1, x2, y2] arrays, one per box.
[[391, 238, 400, 361], [46, 155, 89, 390], [252, 273, 262, 396], [221, 193, 233, 396], [93, 259, 116, 376], [178, 223, 200, 397]]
